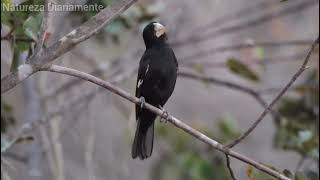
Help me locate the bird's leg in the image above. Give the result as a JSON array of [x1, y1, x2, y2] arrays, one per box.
[[139, 96, 146, 109], [158, 105, 169, 123]]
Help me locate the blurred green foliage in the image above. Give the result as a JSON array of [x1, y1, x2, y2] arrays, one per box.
[[153, 116, 240, 180], [153, 116, 304, 179], [1, 100, 15, 133], [274, 71, 319, 161], [1, 0, 42, 70], [1, 0, 160, 70], [153, 100, 319, 180], [226, 58, 260, 82]]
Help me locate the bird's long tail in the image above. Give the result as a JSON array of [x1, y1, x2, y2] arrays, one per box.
[[131, 112, 155, 159]]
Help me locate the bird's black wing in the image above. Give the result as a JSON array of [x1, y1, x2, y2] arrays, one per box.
[[132, 52, 155, 159], [135, 52, 152, 118]]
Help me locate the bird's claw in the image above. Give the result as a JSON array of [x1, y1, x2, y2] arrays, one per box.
[[140, 97, 146, 109], [159, 106, 169, 123]]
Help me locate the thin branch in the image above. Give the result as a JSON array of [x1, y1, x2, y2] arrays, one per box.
[[225, 154, 237, 180], [295, 156, 307, 173], [43, 64, 107, 99], [28, 64, 291, 180], [172, 0, 317, 47], [226, 36, 319, 148], [257, 83, 318, 95], [1, 27, 15, 40], [181, 41, 313, 62], [181, 53, 306, 68], [26, 0, 137, 66], [1, 0, 137, 94], [1, 66, 133, 154], [186, 1, 271, 36], [42, 55, 133, 100], [178, 69, 270, 110], [1, 123, 34, 154], [1, 36, 35, 43]]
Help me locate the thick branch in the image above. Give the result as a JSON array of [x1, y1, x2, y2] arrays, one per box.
[[1, 68, 133, 154], [32, 64, 291, 180], [1, 0, 137, 94], [226, 36, 319, 148]]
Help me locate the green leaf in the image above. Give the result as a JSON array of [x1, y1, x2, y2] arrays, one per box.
[[192, 64, 205, 74], [226, 58, 260, 82], [216, 115, 241, 143], [246, 166, 254, 180], [23, 13, 42, 41], [15, 41, 30, 51], [255, 47, 265, 60], [247, 165, 278, 180]]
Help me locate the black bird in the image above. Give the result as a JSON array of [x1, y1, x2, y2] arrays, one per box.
[[132, 22, 178, 159]]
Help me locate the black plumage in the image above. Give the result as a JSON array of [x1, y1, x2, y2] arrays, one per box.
[[132, 22, 178, 159]]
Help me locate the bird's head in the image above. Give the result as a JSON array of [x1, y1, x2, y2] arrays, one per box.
[[143, 22, 168, 48]]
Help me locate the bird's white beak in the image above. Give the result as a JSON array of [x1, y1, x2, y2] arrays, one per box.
[[153, 23, 167, 38]]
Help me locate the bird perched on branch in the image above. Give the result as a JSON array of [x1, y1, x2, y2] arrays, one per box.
[[132, 22, 178, 159]]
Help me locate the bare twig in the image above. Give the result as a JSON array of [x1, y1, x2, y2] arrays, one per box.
[[178, 69, 269, 110], [1, 28, 15, 40], [0, 66, 133, 154], [295, 156, 307, 173], [225, 154, 237, 180], [181, 40, 313, 62], [26, 0, 137, 66], [42, 55, 132, 100], [1, 123, 33, 154], [50, 116, 65, 180], [31, 64, 291, 180], [181, 53, 306, 68], [1, 0, 137, 94], [1, 36, 35, 43], [226, 36, 319, 148], [172, 0, 317, 47], [257, 83, 318, 95], [186, 1, 271, 36], [39, 69, 135, 154]]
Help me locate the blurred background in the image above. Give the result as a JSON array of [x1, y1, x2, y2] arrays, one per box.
[[1, 0, 319, 179]]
